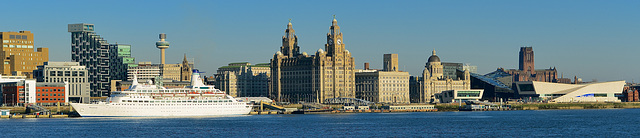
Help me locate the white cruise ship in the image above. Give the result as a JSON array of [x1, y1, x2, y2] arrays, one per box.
[[70, 70, 252, 117]]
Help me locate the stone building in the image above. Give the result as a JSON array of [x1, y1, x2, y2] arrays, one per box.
[[215, 62, 270, 97], [415, 50, 471, 103], [501, 47, 557, 82], [355, 54, 409, 104], [33, 62, 90, 103], [270, 18, 355, 103], [0, 31, 49, 78]]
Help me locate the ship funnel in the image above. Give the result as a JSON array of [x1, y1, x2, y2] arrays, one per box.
[[191, 69, 205, 87]]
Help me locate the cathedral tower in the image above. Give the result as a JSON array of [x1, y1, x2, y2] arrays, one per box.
[[519, 47, 534, 74]]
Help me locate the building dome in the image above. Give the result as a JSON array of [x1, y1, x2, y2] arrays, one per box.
[[317, 49, 325, 53], [427, 50, 440, 62], [276, 51, 283, 55]]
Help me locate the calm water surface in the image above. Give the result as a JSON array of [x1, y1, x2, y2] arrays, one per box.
[[1, 109, 639, 137]]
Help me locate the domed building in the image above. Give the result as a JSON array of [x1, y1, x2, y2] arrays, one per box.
[[270, 18, 355, 103], [414, 50, 471, 103]]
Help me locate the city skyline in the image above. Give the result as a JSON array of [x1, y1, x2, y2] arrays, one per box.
[[0, 1, 638, 82]]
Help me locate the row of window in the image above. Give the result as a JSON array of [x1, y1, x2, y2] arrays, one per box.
[[37, 93, 64, 96], [7, 35, 28, 39], [2, 45, 33, 48], [37, 89, 63, 92], [122, 100, 232, 103], [37, 98, 63, 101]]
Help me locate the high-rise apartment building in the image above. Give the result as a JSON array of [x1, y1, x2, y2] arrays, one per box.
[[0, 31, 49, 78], [271, 18, 355, 103], [215, 62, 270, 97], [33, 62, 90, 103], [109, 44, 136, 81], [68, 23, 110, 97]]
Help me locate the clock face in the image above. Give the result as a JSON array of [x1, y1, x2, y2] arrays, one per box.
[[337, 39, 341, 45], [329, 39, 333, 45]]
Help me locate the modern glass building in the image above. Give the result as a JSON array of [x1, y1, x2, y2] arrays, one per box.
[[109, 44, 136, 82]]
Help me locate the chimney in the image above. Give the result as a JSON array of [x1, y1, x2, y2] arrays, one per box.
[[364, 63, 370, 70]]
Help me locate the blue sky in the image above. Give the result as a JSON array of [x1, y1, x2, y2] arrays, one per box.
[[1, 0, 639, 82]]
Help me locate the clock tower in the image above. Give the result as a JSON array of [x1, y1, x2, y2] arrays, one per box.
[[325, 16, 344, 57]]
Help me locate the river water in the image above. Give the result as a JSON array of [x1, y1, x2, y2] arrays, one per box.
[[1, 109, 638, 137]]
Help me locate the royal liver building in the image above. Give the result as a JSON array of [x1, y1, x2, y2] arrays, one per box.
[[271, 18, 355, 103]]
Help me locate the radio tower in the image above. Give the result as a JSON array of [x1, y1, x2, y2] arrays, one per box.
[[156, 33, 170, 64]]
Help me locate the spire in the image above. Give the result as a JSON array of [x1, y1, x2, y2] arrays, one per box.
[[183, 53, 188, 63], [432, 49, 436, 56]]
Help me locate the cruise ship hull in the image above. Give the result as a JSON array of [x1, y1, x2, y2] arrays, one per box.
[[70, 103, 252, 117]]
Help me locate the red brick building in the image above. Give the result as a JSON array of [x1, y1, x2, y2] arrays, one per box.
[[1, 80, 66, 106]]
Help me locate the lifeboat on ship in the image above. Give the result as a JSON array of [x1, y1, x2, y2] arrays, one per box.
[[187, 91, 201, 96], [202, 92, 216, 96]]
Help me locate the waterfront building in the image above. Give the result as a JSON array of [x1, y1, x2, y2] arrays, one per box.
[[623, 89, 638, 102], [409, 76, 421, 103], [271, 18, 355, 103], [355, 54, 410, 104], [215, 62, 270, 97], [469, 70, 514, 101], [501, 47, 557, 82], [68, 23, 111, 97], [415, 50, 471, 103], [0, 31, 49, 78], [33, 62, 90, 103], [355, 69, 410, 103], [514, 81, 624, 102], [0, 79, 68, 106], [381, 105, 436, 111], [435, 89, 484, 103], [109, 44, 136, 82]]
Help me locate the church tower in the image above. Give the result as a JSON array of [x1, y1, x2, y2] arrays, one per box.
[[180, 53, 192, 81], [519, 47, 534, 74], [281, 19, 300, 58]]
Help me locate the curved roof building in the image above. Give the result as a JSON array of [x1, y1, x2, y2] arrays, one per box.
[[514, 81, 624, 103]]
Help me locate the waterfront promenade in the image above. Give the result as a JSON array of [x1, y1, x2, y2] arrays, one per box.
[[3, 102, 640, 118]]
